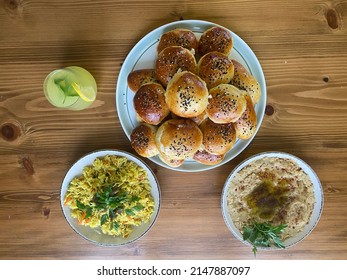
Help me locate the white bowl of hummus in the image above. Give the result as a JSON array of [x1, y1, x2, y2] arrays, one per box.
[[221, 151, 323, 252]]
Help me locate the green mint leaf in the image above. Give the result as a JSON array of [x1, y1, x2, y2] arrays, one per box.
[[248, 229, 259, 243], [272, 224, 288, 233], [113, 222, 120, 231], [242, 221, 287, 256], [125, 209, 135, 216], [242, 226, 252, 241], [109, 209, 115, 219], [100, 214, 109, 225], [272, 236, 285, 248], [132, 204, 144, 212], [85, 206, 93, 219], [130, 196, 141, 202], [76, 200, 86, 210]]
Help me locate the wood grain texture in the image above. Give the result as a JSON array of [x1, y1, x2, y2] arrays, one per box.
[[1, 0, 347, 260]]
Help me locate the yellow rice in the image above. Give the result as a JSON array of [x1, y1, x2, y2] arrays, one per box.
[[64, 155, 155, 238]]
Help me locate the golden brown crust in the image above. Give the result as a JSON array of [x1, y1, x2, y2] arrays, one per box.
[[157, 28, 198, 54], [155, 46, 197, 87], [197, 51, 234, 89], [193, 149, 225, 165], [198, 26, 233, 56], [234, 92, 257, 140], [200, 118, 236, 155], [133, 83, 170, 125], [155, 118, 203, 160], [206, 84, 247, 124], [165, 71, 209, 118], [130, 124, 159, 158], [230, 59, 261, 104], [127, 69, 157, 93], [158, 152, 185, 167]]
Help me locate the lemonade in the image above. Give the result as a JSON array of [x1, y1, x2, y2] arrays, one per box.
[[43, 66, 97, 110]]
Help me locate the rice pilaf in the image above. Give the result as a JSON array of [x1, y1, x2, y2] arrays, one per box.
[[64, 155, 155, 238]]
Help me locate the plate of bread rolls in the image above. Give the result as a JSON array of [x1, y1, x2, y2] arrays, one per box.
[[116, 20, 266, 172]]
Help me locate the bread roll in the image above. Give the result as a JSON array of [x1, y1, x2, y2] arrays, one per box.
[[206, 84, 247, 124], [200, 118, 236, 155], [155, 118, 203, 160], [193, 149, 225, 165], [158, 152, 185, 168], [157, 28, 198, 54], [127, 69, 157, 93], [130, 123, 159, 158], [198, 26, 233, 56], [197, 51, 234, 89], [165, 71, 209, 118], [230, 59, 261, 104], [155, 46, 197, 87], [234, 92, 257, 140], [133, 83, 170, 125]]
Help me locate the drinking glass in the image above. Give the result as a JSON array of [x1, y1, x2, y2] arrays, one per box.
[[43, 66, 97, 110]]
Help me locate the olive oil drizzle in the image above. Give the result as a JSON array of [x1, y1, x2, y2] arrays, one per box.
[[246, 179, 290, 220]]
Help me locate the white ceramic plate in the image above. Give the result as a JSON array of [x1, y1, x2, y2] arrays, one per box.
[[116, 20, 267, 172], [221, 151, 324, 251], [60, 149, 161, 246]]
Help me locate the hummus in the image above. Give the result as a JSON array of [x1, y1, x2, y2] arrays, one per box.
[[227, 156, 315, 240]]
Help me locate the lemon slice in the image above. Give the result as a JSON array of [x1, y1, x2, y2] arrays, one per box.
[[71, 82, 96, 102]]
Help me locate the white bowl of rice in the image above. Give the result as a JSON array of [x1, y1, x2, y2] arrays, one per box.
[[221, 152, 323, 254], [60, 149, 160, 246]]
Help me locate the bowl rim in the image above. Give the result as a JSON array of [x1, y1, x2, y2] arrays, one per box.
[[221, 151, 324, 251], [60, 149, 161, 246]]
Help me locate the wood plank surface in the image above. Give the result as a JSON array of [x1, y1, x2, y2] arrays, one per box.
[[1, 0, 347, 260]]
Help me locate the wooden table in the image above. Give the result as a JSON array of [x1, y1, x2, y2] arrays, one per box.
[[1, 0, 347, 260]]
